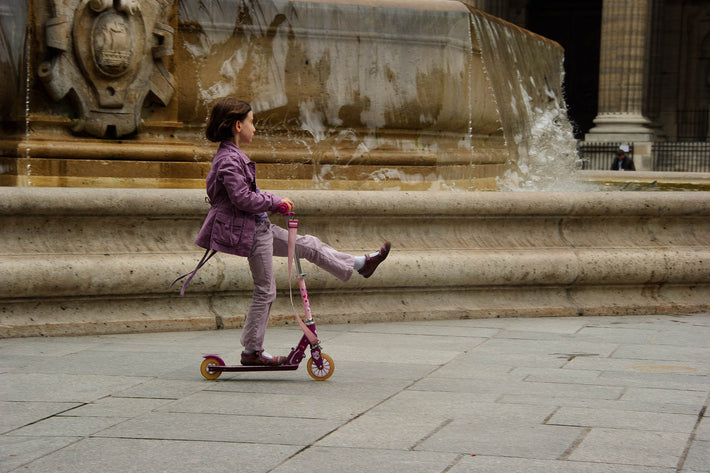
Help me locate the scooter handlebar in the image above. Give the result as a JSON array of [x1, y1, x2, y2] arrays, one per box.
[[277, 203, 290, 215]]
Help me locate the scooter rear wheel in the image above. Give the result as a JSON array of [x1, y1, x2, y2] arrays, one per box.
[[200, 356, 224, 380], [307, 353, 334, 381]]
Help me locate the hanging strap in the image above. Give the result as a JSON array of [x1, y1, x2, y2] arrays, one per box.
[[170, 248, 217, 296], [286, 217, 319, 345], [287, 218, 297, 280]]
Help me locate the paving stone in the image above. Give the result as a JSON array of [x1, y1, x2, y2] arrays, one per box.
[[565, 356, 708, 375], [510, 366, 606, 383], [651, 327, 710, 348], [0, 315, 707, 473], [15, 349, 198, 377], [370, 390, 556, 423], [440, 350, 569, 369], [696, 416, 710, 441], [96, 412, 340, 446], [0, 373, 145, 403], [344, 321, 500, 339], [417, 421, 584, 459], [498, 394, 702, 416], [681, 439, 710, 472], [449, 455, 675, 472], [270, 446, 458, 473], [112, 378, 207, 399], [620, 387, 709, 406], [7, 415, 128, 438], [412, 375, 624, 401], [0, 338, 102, 357], [475, 337, 619, 357], [598, 370, 710, 391], [300, 358, 436, 380], [322, 331, 475, 365], [568, 428, 689, 468], [462, 317, 594, 334], [0, 401, 80, 434], [315, 411, 449, 450], [612, 345, 710, 366], [9, 437, 299, 473], [432, 360, 520, 379], [160, 388, 389, 421], [575, 326, 659, 344], [547, 406, 698, 433], [0, 436, 80, 473], [491, 330, 584, 341], [60, 396, 172, 417]]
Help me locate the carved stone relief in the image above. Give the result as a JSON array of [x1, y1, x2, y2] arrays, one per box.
[[38, 0, 175, 138]]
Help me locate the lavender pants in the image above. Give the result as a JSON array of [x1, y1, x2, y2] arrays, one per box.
[[240, 221, 355, 351]]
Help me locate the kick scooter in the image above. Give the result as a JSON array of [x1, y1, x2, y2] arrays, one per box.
[[200, 211, 335, 381]]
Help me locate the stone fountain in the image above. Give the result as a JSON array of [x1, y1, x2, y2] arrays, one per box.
[[0, 0, 708, 337]]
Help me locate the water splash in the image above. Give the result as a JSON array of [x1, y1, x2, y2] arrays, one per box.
[[299, 100, 327, 143], [24, 16, 30, 157], [23, 3, 31, 185], [470, 11, 581, 191]]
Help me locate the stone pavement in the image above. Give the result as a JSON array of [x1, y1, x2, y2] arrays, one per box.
[[1, 314, 709, 473]]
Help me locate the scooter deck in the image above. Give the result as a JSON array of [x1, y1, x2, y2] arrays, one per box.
[[201, 350, 333, 380], [209, 364, 300, 373]]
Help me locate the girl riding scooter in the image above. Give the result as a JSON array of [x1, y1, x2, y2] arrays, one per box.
[[177, 98, 390, 366]]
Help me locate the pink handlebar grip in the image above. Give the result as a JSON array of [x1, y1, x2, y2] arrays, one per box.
[[277, 203, 289, 215]]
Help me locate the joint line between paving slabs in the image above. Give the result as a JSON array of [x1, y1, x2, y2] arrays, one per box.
[[675, 392, 709, 473], [557, 427, 591, 461], [542, 406, 561, 425], [441, 453, 467, 473], [3, 402, 89, 435], [410, 418, 454, 451], [266, 366, 442, 472]]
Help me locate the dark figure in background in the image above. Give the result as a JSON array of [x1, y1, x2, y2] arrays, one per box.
[[610, 145, 635, 171]]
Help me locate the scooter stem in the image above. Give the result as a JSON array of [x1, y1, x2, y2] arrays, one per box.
[[286, 213, 318, 344]]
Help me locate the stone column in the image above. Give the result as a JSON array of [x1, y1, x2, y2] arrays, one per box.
[[586, 0, 656, 141]]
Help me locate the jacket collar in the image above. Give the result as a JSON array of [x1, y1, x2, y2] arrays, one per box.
[[218, 140, 250, 162]]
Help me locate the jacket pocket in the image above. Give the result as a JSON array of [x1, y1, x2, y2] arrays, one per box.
[[212, 213, 244, 247]]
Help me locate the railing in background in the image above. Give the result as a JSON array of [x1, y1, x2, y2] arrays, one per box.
[[578, 141, 710, 172], [577, 142, 632, 170], [653, 142, 710, 172]]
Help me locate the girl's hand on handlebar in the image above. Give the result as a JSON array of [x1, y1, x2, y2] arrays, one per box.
[[277, 198, 294, 214]]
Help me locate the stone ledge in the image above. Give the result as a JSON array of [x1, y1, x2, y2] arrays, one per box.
[[2, 248, 709, 298], [1, 188, 709, 337]]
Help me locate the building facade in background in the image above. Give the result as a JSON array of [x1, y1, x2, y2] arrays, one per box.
[[467, 0, 709, 143]]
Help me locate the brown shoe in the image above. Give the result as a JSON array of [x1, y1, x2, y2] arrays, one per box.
[[241, 350, 286, 366], [358, 242, 391, 278]]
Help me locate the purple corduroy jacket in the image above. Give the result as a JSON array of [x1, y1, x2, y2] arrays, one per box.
[[194, 141, 282, 256]]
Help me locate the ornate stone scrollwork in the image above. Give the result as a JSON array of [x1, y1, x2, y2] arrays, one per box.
[[38, 0, 175, 138]]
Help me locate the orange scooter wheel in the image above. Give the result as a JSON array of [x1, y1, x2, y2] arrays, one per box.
[[200, 356, 224, 380], [307, 353, 334, 381]]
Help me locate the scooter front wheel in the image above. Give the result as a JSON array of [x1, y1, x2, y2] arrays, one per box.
[[200, 356, 224, 380], [307, 353, 334, 381]]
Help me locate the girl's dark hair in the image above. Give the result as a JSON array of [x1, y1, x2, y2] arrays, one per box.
[[205, 98, 252, 142]]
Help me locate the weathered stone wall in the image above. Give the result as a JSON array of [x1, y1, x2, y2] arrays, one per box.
[[1, 188, 708, 337], [2, 0, 565, 190]]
